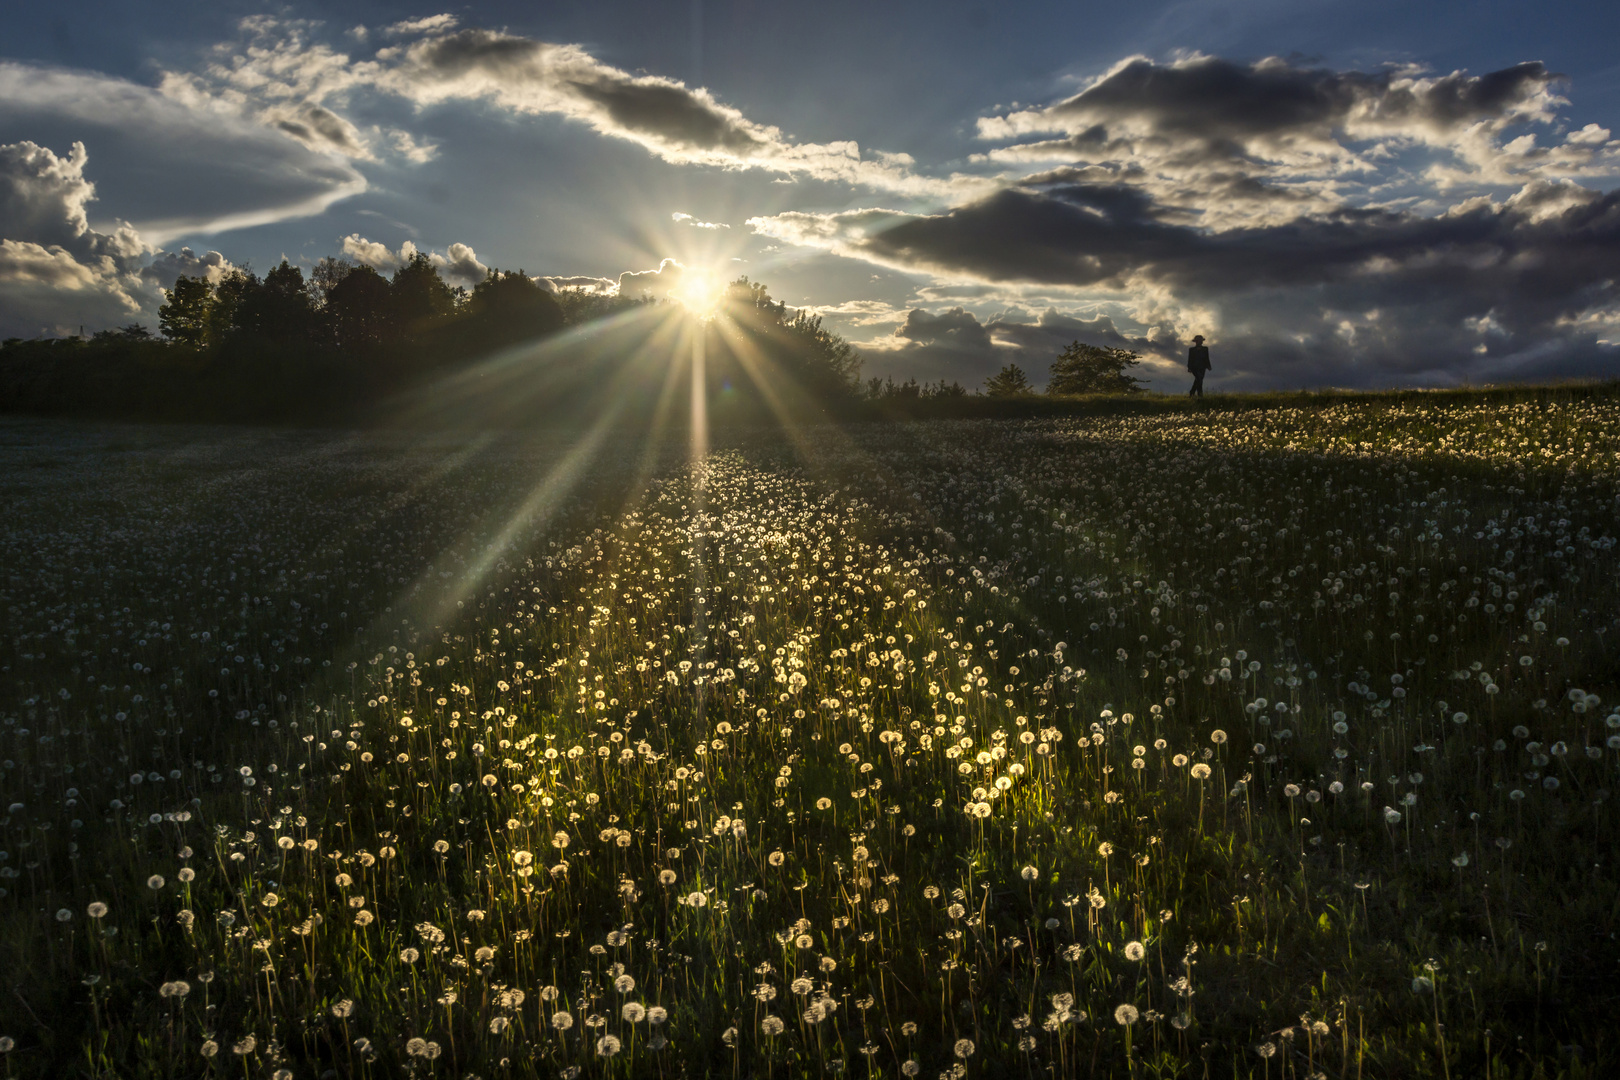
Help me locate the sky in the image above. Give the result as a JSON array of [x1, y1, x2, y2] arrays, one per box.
[[3, 0, 1619, 392]]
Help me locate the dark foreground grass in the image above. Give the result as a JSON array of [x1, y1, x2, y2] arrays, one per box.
[[0, 387, 1617, 1078]]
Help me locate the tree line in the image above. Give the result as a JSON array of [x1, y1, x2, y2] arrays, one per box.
[[0, 257, 868, 424], [0, 251, 1148, 426], [982, 342, 1146, 397]]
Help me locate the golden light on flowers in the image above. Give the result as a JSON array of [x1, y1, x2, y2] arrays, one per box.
[[4, 391, 1617, 1074]]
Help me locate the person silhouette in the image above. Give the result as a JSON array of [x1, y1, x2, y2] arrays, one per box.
[[1187, 335, 1211, 397]]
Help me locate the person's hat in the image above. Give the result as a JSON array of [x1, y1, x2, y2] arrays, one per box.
[[1192, 335, 1205, 343]]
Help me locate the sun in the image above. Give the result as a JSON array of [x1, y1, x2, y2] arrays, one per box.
[[675, 270, 724, 317]]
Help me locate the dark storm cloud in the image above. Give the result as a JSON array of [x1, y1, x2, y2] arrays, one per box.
[[852, 183, 1188, 288]]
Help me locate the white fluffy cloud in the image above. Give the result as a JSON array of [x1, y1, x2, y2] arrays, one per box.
[[0, 140, 143, 263], [0, 139, 250, 337], [339, 234, 490, 287], [542, 275, 618, 294], [0, 140, 151, 337], [672, 212, 728, 230], [616, 258, 691, 301]]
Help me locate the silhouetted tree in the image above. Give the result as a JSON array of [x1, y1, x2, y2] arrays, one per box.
[[1047, 342, 1145, 395], [389, 253, 458, 336], [158, 276, 213, 346], [720, 278, 862, 399], [552, 287, 651, 327], [92, 324, 154, 342], [310, 257, 355, 309], [984, 363, 1032, 396], [782, 309, 862, 397], [463, 270, 565, 354], [234, 261, 316, 342], [866, 375, 922, 400], [324, 266, 394, 352], [207, 269, 257, 347]]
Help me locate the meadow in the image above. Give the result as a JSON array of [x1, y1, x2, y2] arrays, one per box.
[[1, 391, 1618, 1078]]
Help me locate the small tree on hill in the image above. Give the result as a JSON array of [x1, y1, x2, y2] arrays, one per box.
[[1047, 341, 1145, 395], [984, 363, 1032, 396]]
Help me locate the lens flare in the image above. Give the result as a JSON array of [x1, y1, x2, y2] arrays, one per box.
[[676, 271, 723, 317]]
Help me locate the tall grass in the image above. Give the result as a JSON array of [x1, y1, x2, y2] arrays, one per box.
[[0, 391, 1617, 1078]]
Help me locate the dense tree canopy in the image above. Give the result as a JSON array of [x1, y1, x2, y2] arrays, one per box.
[[1, 257, 885, 425]]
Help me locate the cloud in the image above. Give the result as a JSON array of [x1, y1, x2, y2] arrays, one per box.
[[435, 242, 489, 287], [0, 139, 156, 337], [543, 275, 618, 294], [340, 233, 406, 271], [0, 140, 143, 263], [387, 129, 439, 163], [0, 61, 366, 245], [973, 55, 1619, 230], [142, 247, 240, 289], [166, 19, 981, 197], [0, 239, 116, 293], [617, 258, 690, 301], [893, 306, 995, 351], [339, 234, 490, 287], [269, 103, 372, 158], [672, 212, 729, 230], [806, 299, 908, 325], [386, 15, 459, 36], [0, 241, 146, 338], [760, 174, 1620, 388]]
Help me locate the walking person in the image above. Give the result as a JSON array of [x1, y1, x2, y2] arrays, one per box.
[[1187, 335, 1211, 397]]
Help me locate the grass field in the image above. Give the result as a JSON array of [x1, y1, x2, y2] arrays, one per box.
[[2, 390, 1619, 1078]]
